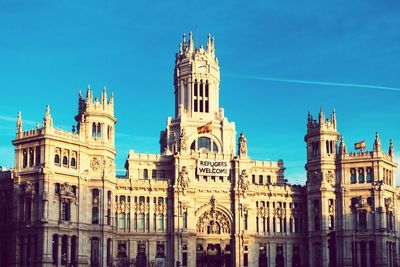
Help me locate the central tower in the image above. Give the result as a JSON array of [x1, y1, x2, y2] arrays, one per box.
[[160, 33, 236, 155], [174, 32, 220, 119]]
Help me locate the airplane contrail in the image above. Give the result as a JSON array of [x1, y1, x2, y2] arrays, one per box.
[[225, 74, 400, 92]]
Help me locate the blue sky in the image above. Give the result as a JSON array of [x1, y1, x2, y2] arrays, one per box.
[[0, 1, 399, 183]]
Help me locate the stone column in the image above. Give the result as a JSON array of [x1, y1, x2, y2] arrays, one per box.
[[57, 235, 62, 267]]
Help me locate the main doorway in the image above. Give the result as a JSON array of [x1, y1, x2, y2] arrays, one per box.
[[196, 242, 231, 267]]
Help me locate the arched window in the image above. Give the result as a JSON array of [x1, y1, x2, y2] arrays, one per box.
[[71, 157, 76, 168], [194, 80, 198, 112], [52, 234, 58, 264], [97, 123, 101, 137], [198, 137, 211, 152], [62, 156, 68, 166], [92, 123, 96, 137], [61, 235, 68, 265], [190, 141, 196, 150], [29, 148, 34, 167], [23, 149, 28, 168], [143, 169, 148, 179], [139, 196, 145, 203], [54, 154, 60, 165]]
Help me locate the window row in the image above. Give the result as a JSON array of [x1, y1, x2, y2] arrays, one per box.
[[54, 148, 78, 168], [350, 167, 373, 184], [195, 175, 231, 182], [22, 146, 41, 168], [91, 122, 113, 140], [52, 234, 77, 265], [383, 168, 394, 186], [252, 174, 273, 185], [256, 201, 301, 209], [115, 195, 166, 204], [193, 79, 210, 113], [114, 212, 166, 232], [142, 169, 169, 180], [255, 216, 302, 233]]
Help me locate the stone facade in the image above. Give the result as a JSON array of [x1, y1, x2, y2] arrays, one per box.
[[0, 33, 399, 267]]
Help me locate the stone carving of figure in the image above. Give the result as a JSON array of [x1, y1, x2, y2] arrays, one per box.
[[238, 132, 247, 156], [178, 166, 190, 188], [91, 157, 100, 171], [239, 169, 249, 191], [60, 182, 73, 196], [210, 195, 216, 213], [179, 129, 187, 152]]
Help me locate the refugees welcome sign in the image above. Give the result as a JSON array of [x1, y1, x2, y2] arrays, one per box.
[[197, 159, 229, 176]]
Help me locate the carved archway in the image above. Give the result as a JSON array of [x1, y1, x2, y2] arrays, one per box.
[[196, 209, 231, 234]]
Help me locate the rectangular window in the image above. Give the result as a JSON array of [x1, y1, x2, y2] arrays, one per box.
[[358, 168, 365, 183], [199, 100, 203, 112], [366, 167, 372, 183], [61, 201, 70, 221]]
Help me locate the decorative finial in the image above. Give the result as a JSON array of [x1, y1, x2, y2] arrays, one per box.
[[16, 111, 23, 134], [389, 139, 394, 156], [374, 131, 382, 152], [43, 105, 53, 128]]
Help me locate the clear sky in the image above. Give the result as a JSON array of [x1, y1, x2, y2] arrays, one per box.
[[1, 1, 399, 184]]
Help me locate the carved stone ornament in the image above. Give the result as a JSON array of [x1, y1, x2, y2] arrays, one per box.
[[179, 129, 188, 151], [328, 204, 335, 213], [210, 195, 216, 212], [273, 207, 285, 218], [178, 166, 190, 188], [22, 181, 35, 194], [91, 157, 100, 171], [60, 182, 74, 197], [325, 171, 335, 183], [238, 132, 247, 155], [385, 197, 394, 211], [196, 209, 231, 234], [239, 169, 249, 191]]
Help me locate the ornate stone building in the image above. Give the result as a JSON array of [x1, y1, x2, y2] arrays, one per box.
[[0, 33, 399, 267]]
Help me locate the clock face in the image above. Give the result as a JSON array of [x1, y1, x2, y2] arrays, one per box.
[[197, 64, 206, 73]]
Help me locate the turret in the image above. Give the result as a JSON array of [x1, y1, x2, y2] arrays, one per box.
[[74, 85, 117, 148], [174, 32, 220, 119]]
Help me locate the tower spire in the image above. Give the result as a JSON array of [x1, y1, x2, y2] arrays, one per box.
[[389, 139, 394, 156], [102, 86, 108, 107], [339, 135, 346, 154], [43, 105, 53, 128], [373, 132, 382, 152], [86, 84, 92, 104], [16, 111, 23, 134]]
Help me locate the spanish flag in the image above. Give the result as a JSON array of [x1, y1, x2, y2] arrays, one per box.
[[354, 140, 366, 150], [197, 121, 212, 134]]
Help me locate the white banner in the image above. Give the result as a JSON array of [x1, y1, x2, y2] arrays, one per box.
[[197, 159, 230, 176]]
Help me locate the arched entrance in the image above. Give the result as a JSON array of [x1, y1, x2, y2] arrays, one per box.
[[195, 207, 232, 267]]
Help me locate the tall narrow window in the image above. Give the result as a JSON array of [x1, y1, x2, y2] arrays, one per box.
[[259, 175, 263, 184], [358, 168, 365, 183], [152, 170, 156, 179], [97, 123, 101, 137], [35, 146, 41, 165], [22, 149, 28, 168], [61, 201, 70, 221], [205, 81, 209, 97], [350, 168, 356, 184], [92, 123, 96, 137], [107, 238, 112, 267], [71, 157, 76, 168], [158, 214, 164, 230], [143, 169, 148, 179], [62, 156, 68, 166], [119, 213, 126, 230], [91, 238, 99, 266], [61, 235, 68, 265], [199, 99, 203, 112], [29, 148, 34, 167], [71, 236, 77, 265], [183, 212, 187, 228], [107, 209, 111, 225], [92, 207, 99, 224], [52, 235, 58, 264], [138, 213, 145, 230], [366, 167, 372, 183]]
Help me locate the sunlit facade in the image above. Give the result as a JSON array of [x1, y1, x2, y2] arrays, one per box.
[[0, 33, 399, 267]]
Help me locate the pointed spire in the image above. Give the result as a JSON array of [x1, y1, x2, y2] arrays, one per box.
[[183, 33, 187, 45], [179, 42, 183, 55], [102, 86, 107, 107], [339, 135, 346, 154], [16, 111, 22, 134], [207, 33, 211, 51], [389, 139, 394, 156], [86, 84, 92, 104], [307, 110, 312, 123], [373, 132, 382, 152], [188, 31, 194, 51], [332, 108, 336, 128], [43, 105, 53, 128], [109, 92, 114, 105], [318, 107, 325, 124]]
